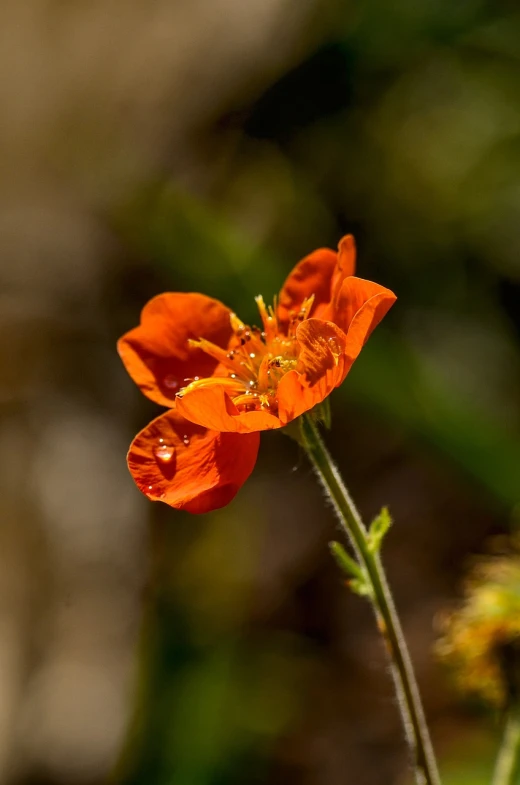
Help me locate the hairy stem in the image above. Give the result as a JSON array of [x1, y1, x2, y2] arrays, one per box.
[[300, 413, 441, 785], [492, 709, 520, 785]]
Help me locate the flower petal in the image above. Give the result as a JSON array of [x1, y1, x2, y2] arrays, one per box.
[[330, 234, 357, 309], [176, 385, 282, 433], [277, 319, 348, 423], [118, 293, 233, 406], [332, 277, 397, 339], [278, 235, 357, 327], [277, 247, 338, 327], [127, 409, 260, 513], [277, 278, 395, 424]]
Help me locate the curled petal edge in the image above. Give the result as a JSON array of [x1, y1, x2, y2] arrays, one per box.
[[176, 385, 283, 433]]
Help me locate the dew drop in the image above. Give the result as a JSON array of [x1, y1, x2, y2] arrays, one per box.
[[230, 373, 236, 379], [193, 376, 200, 381], [249, 352, 256, 359], [148, 485, 153, 491], [154, 442, 174, 462], [183, 434, 190, 446], [248, 380, 256, 387], [164, 375, 179, 390]]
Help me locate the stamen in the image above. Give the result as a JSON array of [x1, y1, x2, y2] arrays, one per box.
[[188, 337, 229, 365], [255, 295, 278, 342], [288, 294, 315, 338], [180, 376, 244, 396], [188, 337, 244, 375], [183, 290, 319, 416], [230, 313, 246, 334], [257, 355, 271, 389], [233, 392, 259, 408]]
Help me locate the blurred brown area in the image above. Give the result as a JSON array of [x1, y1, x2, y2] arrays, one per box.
[[0, 1, 519, 784]]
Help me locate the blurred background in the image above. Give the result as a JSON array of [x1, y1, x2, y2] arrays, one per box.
[[1, 0, 519, 783]]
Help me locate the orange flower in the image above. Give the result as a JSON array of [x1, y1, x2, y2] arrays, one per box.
[[119, 235, 396, 513]]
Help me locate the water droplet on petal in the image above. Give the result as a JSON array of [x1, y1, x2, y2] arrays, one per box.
[[249, 352, 256, 359], [164, 375, 179, 390], [154, 442, 174, 462], [183, 434, 190, 446], [148, 485, 153, 491], [193, 376, 200, 381]]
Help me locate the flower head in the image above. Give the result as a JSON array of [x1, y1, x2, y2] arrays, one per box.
[[119, 235, 396, 512], [437, 541, 520, 707]]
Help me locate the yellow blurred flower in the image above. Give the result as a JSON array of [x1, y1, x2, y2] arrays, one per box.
[[437, 538, 520, 708]]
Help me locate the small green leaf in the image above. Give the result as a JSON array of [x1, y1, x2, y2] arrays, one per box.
[[329, 542, 373, 598], [329, 541, 363, 580], [367, 507, 393, 553], [348, 578, 373, 598], [281, 419, 304, 445], [310, 398, 331, 429]]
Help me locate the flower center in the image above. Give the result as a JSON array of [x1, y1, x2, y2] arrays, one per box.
[[178, 294, 315, 413]]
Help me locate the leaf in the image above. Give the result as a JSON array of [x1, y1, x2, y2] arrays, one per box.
[[311, 397, 332, 430], [368, 507, 393, 553], [329, 541, 372, 598]]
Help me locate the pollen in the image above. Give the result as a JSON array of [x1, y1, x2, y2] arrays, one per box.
[[179, 294, 315, 413]]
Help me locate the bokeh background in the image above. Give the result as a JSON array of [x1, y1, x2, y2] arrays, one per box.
[[1, 0, 519, 783]]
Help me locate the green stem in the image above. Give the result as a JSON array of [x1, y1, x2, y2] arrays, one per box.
[[492, 709, 520, 785], [300, 414, 441, 785]]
